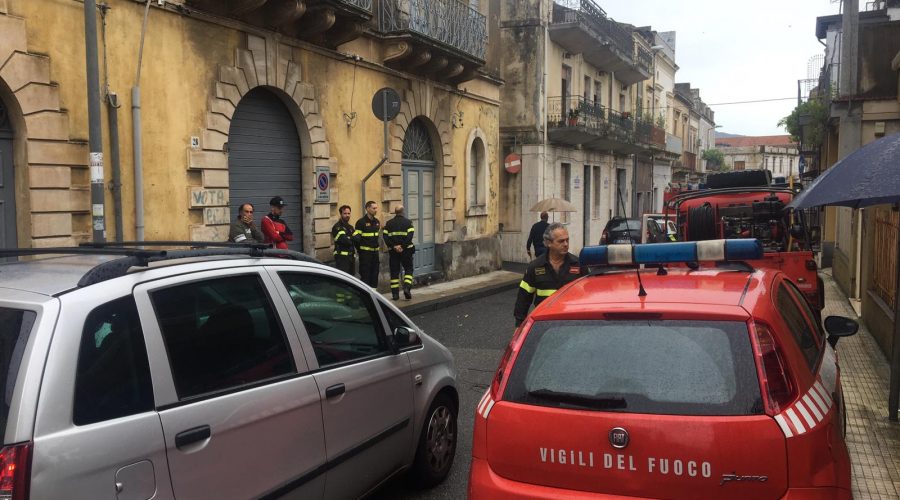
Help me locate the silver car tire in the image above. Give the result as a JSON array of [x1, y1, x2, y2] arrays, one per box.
[[412, 393, 457, 488]]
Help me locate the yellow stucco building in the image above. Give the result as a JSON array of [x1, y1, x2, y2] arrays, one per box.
[[0, 0, 502, 279]]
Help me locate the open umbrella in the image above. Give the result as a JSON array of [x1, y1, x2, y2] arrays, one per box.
[[529, 197, 579, 212], [787, 131, 900, 422], [788, 132, 900, 210]]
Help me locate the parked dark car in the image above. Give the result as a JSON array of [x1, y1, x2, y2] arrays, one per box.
[[599, 217, 641, 244]]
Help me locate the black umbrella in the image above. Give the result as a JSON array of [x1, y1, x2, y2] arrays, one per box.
[[788, 132, 900, 209], [788, 131, 900, 422]]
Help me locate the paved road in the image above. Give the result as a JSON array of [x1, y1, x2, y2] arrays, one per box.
[[369, 288, 519, 499]]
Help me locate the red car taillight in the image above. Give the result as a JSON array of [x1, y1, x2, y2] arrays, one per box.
[[751, 322, 797, 416], [491, 319, 532, 400], [0, 442, 31, 500], [600, 230, 609, 245]]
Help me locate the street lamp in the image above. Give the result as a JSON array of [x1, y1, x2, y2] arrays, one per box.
[[648, 45, 664, 212], [650, 45, 665, 124], [706, 125, 723, 170]]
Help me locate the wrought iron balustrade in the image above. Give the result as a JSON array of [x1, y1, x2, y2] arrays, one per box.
[[634, 46, 652, 74], [634, 119, 652, 144], [378, 0, 487, 60], [341, 0, 373, 11], [547, 96, 607, 127], [607, 109, 634, 135], [552, 0, 634, 58], [548, 96, 644, 145]]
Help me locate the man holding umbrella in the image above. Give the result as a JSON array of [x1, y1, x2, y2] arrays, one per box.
[[526, 211, 550, 259]]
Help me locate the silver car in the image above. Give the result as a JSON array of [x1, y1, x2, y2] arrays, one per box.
[[0, 246, 458, 499]]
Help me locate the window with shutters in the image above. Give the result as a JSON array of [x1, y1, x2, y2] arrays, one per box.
[[468, 135, 487, 211]]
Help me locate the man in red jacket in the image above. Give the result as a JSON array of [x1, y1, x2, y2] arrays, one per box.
[[261, 196, 294, 250]]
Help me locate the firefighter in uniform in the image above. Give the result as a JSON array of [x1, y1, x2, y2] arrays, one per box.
[[331, 204, 356, 275], [353, 200, 382, 289], [514, 223, 585, 327], [383, 205, 416, 300]]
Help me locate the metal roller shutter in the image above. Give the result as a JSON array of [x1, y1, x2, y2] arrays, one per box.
[[228, 88, 303, 251]]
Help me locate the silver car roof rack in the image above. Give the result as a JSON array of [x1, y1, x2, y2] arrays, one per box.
[[0, 242, 321, 288]]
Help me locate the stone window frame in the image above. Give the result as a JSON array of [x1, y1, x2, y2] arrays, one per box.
[[465, 127, 488, 216]]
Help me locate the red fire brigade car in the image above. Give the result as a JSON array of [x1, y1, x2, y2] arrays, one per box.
[[469, 240, 856, 500], [664, 171, 823, 314]]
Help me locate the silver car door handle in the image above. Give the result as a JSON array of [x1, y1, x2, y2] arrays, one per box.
[[325, 383, 346, 398], [175, 425, 211, 449]]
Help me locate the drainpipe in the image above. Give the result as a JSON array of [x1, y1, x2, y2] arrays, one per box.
[[106, 93, 123, 242], [84, 0, 106, 242], [132, 0, 153, 241], [99, 5, 123, 242], [542, 6, 549, 207]]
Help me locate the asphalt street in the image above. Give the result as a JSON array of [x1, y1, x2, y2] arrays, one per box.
[[369, 287, 519, 499]]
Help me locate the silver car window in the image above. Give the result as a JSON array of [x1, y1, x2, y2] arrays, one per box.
[[0, 308, 35, 437], [279, 273, 390, 368], [150, 274, 296, 399], [378, 302, 422, 350], [74, 296, 153, 425]]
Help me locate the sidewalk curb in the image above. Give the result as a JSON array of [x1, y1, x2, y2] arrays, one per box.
[[396, 278, 520, 316]]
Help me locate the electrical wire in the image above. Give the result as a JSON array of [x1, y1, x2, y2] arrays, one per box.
[[707, 97, 799, 106]]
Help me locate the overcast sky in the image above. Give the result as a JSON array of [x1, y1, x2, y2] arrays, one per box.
[[601, 0, 843, 137]]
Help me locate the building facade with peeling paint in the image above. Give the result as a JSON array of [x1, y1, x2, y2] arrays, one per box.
[[496, 0, 673, 260], [0, 0, 502, 281]]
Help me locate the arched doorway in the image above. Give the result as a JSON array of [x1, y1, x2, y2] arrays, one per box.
[[0, 98, 16, 250], [228, 88, 303, 251], [402, 118, 437, 274]]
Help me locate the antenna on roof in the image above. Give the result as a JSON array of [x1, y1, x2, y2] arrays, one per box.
[[614, 181, 646, 297]]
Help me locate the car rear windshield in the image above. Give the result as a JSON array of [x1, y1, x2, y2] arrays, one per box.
[[0, 308, 36, 439], [610, 219, 641, 231], [504, 320, 763, 416]]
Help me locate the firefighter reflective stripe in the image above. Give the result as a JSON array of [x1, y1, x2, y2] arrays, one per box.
[[520, 281, 536, 294], [390, 278, 400, 289], [404, 274, 413, 284], [359, 246, 379, 252], [334, 251, 350, 256], [334, 230, 347, 242], [536, 288, 556, 297], [353, 230, 362, 236], [385, 231, 409, 237], [359, 232, 378, 237]]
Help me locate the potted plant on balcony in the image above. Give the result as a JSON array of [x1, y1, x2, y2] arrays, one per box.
[[567, 108, 580, 126]]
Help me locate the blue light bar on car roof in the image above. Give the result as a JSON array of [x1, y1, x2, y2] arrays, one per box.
[[579, 239, 764, 267]]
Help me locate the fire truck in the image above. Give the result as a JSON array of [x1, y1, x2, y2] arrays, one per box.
[[664, 170, 823, 315]]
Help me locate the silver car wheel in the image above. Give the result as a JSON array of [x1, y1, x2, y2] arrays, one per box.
[[424, 405, 455, 472]]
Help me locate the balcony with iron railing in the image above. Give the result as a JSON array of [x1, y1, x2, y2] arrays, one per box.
[[186, 0, 374, 48], [376, 0, 487, 83], [634, 45, 652, 76], [378, 0, 487, 60], [546, 96, 649, 154], [549, 0, 649, 85]]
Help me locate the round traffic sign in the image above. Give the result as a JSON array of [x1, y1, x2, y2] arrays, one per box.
[[504, 153, 522, 174], [372, 87, 401, 121], [317, 172, 329, 191]]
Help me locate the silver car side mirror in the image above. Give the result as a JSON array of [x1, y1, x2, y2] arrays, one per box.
[[390, 326, 419, 353]]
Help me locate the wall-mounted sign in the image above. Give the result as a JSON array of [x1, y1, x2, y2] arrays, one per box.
[[316, 166, 330, 203], [504, 153, 522, 174]]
